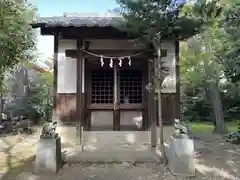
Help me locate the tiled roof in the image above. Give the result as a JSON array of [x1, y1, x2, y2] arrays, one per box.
[[31, 12, 124, 28]]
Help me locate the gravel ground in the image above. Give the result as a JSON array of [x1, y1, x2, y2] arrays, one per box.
[[0, 130, 240, 180], [14, 162, 239, 180]]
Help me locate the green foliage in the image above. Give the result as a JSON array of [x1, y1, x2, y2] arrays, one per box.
[[181, 35, 240, 121], [2, 62, 53, 124], [28, 70, 53, 123], [117, 0, 206, 97], [0, 0, 36, 91], [225, 121, 240, 144], [180, 35, 240, 121], [117, 0, 202, 44], [181, 80, 240, 122], [217, 1, 240, 82], [180, 0, 240, 125], [187, 121, 238, 133]]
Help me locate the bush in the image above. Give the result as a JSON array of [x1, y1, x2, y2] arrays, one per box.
[[225, 121, 240, 144]]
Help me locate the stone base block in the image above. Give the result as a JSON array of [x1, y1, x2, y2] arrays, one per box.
[[167, 136, 195, 176], [35, 137, 62, 173]]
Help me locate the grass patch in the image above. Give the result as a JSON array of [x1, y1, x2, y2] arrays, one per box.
[[186, 121, 238, 133]]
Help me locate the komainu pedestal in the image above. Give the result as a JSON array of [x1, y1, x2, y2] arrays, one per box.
[[35, 121, 62, 173], [167, 136, 195, 176], [35, 137, 62, 173]]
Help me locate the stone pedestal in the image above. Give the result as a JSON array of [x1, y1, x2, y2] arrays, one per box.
[[35, 137, 62, 173], [167, 136, 195, 176]]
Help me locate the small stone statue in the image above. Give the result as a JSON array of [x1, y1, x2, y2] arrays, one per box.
[[173, 119, 191, 139], [40, 121, 58, 139]]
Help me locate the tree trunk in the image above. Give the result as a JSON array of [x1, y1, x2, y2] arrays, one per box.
[[204, 87, 216, 125], [156, 46, 167, 164], [208, 82, 227, 133], [0, 93, 3, 122], [0, 73, 4, 122], [22, 67, 29, 108]]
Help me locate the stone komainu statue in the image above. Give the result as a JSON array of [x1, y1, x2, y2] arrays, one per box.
[[174, 119, 192, 139], [40, 121, 58, 139]]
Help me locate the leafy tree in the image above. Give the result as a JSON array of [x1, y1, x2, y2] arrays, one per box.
[[181, 37, 240, 123], [0, 0, 36, 118], [180, 41, 210, 121], [180, 34, 227, 133], [117, 0, 204, 163], [180, 0, 228, 133], [217, 1, 240, 83]]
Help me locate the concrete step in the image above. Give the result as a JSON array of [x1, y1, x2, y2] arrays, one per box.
[[80, 131, 152, 153], [82, 131, 151, 144], [58, 126, 174, 147], [63, 146, 161, 163], [60, 130, 168, 163], [82, 142, 150, 152]]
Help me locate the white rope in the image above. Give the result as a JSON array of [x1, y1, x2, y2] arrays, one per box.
[[118, 58, 122, 67], [81, 49, 144, 59], [109, 58, 113, 68], [128, 56, 131, 66], [100, 55, 104, 66]]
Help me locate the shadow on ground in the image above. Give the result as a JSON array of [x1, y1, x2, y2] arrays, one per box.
[[0, 156, 35, 180]]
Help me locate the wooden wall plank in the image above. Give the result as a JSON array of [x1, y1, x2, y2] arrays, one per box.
[[56, 93, 77, 122]]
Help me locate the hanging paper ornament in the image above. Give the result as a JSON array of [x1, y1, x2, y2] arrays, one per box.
[[118, 58, 122, 67], [109, 58, 113, 68], [128, 56, 131, 66], [100, 55, 104, 66]]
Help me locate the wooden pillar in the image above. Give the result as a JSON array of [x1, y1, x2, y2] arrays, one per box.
[[142, 60, 149, 130], [150, 58, 157, 147], [113, 60, 120, 131], [81, 56, 86, 131], [76, 39, 83, 144], [175, 40, 180, 119], [82, 56, 87, 130], [85, 68, 91, 131], [148, 60, 152, 131], [52, 32, 59, 123]]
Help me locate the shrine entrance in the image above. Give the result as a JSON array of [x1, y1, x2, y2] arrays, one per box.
[[85, 57, 148, 131]]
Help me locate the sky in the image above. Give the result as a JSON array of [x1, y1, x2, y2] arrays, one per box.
[[35, 0, 118, 62]]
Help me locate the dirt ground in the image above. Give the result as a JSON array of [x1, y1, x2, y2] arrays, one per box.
[[0, 131, 240, 180]]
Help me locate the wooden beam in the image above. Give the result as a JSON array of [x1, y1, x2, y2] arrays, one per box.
[[40, 27, 177, 40], [83, 49, 147, 54], [60, 27, 130, 39]]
